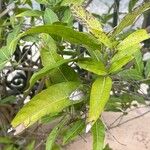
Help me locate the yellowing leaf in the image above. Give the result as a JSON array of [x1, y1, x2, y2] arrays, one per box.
[[70, 5, 102, 31], [11, 81, 81, 133], [61, 0, 84, 6], [87, 76, 112, 125], [70, 5, 113, 48], [111, 44, 140, 63], [91, 29, 113, 48], [117, 29, 149, 51], [109, 56, 133, 74], [77, 58, 107, 75]]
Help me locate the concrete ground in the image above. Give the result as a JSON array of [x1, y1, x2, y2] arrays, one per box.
[[65, 106, 150, 150]]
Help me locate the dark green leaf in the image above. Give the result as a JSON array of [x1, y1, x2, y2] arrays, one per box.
[[63, 119, 85, 145], [46, 117, 68, 150], [145, 59, 150, 78], [128, 0, 138, 12], [118, 69, 143, 81]]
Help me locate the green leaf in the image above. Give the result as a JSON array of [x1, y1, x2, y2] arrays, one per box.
[[35, 0, 49, 5], [0, 96, 16, 104], [61, 0, 84, 6], [92, 119, 105, 150], [7, 25, 21, 45], [24, 25, 101, 51], [29, 59, 72, 88], [109, 56, 133, 74], [111, 44, 140, 63], [145, 59, 150, 78], [6, 24, 101, 71], [0, 137, 13, 144], [105, 97, 122, 112], [90, 29, 113, 48], [44, 8, 59, 24], [118, 69, 143, 81], [87, 76, 112, 125], [46, 117, 67, 150], [0, 46, 10, 70], [117, 29, 149, 51], [63, 119, 85, 145], [128, 0, 138, 12], [11, 81, 81, 133], [103, 144, 112, 150], [134, 50, 144, 75], [26, 141, 35, 150], [113, 2, 150, 36], [70, 5, 113, 48], [70, 5, 102, 31], [40, 34, 79, 85], [61, 8, 73, 26], [16, 10, 43, 17], [77, 58, 107, 75]]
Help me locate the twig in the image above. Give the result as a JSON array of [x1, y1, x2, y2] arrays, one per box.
[[110, 109, 150, 129], [0, 3, 15, 18]]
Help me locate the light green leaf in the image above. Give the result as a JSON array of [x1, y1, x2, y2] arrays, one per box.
[[11, 81, 81, 133], [0, 46, 10, 70], [7, 25, 21, 45], [63, 119, 85, 145], [111, 44, 140, 63], [16, 10, 43, 17], [62, 8, 73, 26], [113, 2, 150, 36], [145, 60, 150, 78], [0, 137, 13, 144], [117, 29, 149, 51], [109, 56, 133, 74], [44, 8, 59, 24], [87, 76, 112, 125], [92, 119, 105, 150], [35, 0, 49, 5], [70, 5, 102, 31], [26, 141, 35, 150], [24, 25, 101, 50], [29, 59, 72, 88], [134, 50, 144, 75], [61, 0, 84, 6], [90, 29, 113, 48], [118, 69, 143, 81], [77, 58, 107, 75], [46, 117, 67, 150], [6, 24, 101, 70]]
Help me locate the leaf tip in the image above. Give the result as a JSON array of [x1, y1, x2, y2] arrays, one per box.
[[85, 123, 92, 133], [13, 124, 26, 135]]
